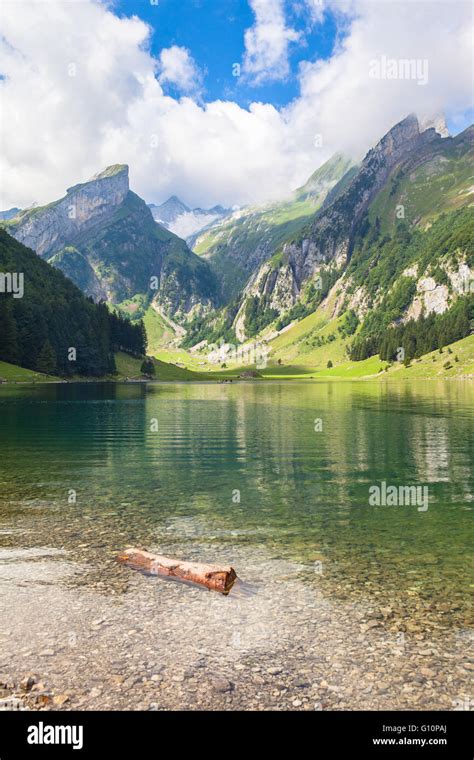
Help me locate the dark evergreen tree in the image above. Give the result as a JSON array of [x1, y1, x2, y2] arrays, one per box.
[[36, 340, 57, 375], [0, 298, 19, 364], [140, 357, 155, 376]]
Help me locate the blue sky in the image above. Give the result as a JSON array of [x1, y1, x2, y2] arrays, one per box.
[[113, 0, 471, 133], [114, 0, 341, 108]]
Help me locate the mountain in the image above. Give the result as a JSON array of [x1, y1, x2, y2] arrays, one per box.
[[0, 208, 21, 221], [0, 229, 145, 377], [191, 153, 356, 302], [149, 195, 190, 225], [3, 115, 472, 367], [149, 195, 231, 241], [232, 115, 473, 342], [3, 166, 219, 322], [294, 154, 358, 203]]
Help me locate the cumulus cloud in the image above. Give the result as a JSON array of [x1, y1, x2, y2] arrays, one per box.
[[293, 0, 474, 157], [0, 0, 472, 211], [242, 0, 300, 83], [158, 45, 203, 95], [0, 0, 153, 206]]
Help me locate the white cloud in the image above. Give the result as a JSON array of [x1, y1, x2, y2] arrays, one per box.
[[158, 45, 203, 95], [299, 0, 327, 25], [0, 0, 472, 212], [292, 0, 474, 158], [242, 0, 300, 83]]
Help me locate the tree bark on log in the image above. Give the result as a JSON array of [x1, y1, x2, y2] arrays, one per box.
[[117, 547, 237, 594]]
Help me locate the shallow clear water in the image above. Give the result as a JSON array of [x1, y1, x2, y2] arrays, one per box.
[[0, 380, 472, 710]]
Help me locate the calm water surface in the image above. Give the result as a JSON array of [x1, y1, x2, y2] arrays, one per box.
[[0, 381, 472, 710]]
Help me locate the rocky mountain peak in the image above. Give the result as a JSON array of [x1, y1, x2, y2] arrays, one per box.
[[65, 164, 129, 204], [366, 113, 447, 172], [151, 196, 191, 224], [149, 195, 231, 241], [91, 164, 129, 181], [4, 164, 219, 318], [8, 165, 131, 257], [368, 114, 421, 163]]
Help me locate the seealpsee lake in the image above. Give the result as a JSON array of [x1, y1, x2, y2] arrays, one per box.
[[0, 380, 472, 710]]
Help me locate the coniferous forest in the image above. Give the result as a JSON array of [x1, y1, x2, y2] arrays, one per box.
[[350, 295, 474, 363], [0, 229, 146, 377]]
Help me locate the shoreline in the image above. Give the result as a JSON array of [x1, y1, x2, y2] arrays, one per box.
[[1, 375, 473, 386]]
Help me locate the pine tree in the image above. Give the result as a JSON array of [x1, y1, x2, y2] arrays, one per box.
[[37, 340, 57, 375], [140, 357, 155, 376], [0, 298, 19, 364]]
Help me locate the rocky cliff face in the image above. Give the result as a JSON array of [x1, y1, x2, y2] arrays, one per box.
[[9, 165, 130, 257], [192, 153, 355, 303], [5, 166, 219, 320], [234, 115, 463, 338], [285, 115, 439, 287]]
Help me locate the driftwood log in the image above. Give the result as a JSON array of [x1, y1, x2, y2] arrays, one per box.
[[117, 547, 237, 594]]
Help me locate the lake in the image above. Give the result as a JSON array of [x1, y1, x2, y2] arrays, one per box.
[[0, 380, 472, 710]]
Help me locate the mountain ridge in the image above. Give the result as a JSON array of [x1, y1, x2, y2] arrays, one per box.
[[3, 167, 220, 322], [2, 114, 472, 372], [231, 115, 473, 341], [190, 153, 356, 305], [149, 195, 232, 241]]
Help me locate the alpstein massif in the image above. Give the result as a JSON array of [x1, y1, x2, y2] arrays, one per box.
[[2, 115, 472, 357], [192, 153, 355, 302], [8, 165, 130, 257], [234, 115, 473, 340], [5, 166, 219, 321]]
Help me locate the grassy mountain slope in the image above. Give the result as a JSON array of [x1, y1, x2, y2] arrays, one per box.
[[193, 199, 317, 301], [0, 359, 57, 382], [114, 351, 201, 381], [192, 154, 355, 301], [143, 306, 177, 351], [368, 131, 474, 234], [0, 352, 201, 383]]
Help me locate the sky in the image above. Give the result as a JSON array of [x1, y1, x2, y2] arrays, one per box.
[[113, 0, 341, 109], [0, 0, 473, 210]]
